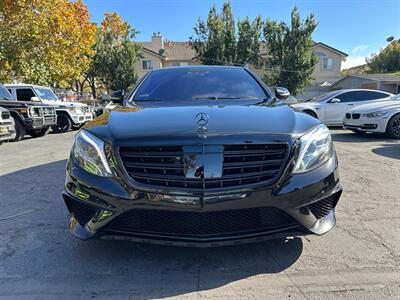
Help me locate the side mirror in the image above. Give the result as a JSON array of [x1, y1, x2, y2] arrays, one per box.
[[110, 90, 125, 104], [30, 96, 40, 102], [330, 98, 341, 103], [274, 87, 290, 100]]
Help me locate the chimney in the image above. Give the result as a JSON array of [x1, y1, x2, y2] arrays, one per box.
[[151, 32, 164, 51]]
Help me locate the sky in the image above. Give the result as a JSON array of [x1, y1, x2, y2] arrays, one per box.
[[83, 0, 400, 69]]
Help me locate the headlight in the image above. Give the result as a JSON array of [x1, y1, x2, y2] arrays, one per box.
[[72, 130, 112, 177], [28, 107, 40, 117], [68, 106, 83, 114], [293, 124, 334, 174], [362, 111, 387, 118]]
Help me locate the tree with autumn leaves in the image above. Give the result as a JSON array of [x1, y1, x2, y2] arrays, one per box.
[[0, 0, 96, 87], [0, 1, 141, 97]]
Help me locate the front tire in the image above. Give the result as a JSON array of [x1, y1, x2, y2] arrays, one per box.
[[386, 113, 400, 138], [27, 126, 50, 138], [51, 114, 72, 133], [12, 117, 26, 141]]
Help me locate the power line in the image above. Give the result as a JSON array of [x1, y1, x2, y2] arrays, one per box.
[[194, 55, 302, 73]]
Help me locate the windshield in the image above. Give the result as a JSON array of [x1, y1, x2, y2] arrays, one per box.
[[390, 94, 400, 101], [132, 68, 268, 102], [34, 87, 59, 101], [306, 91, 342, 102], [0, 86, 13, 100]]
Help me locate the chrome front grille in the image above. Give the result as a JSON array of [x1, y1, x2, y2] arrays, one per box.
[[1, 111, 10, 120], [119, 144, 288, 191]]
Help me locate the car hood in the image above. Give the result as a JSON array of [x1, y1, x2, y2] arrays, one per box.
[[41, 100, 88, 108], [291, 102, 320, 110], [0, 99, 52, 108], [347, 100, 400, 113], [84, 104, 320, 143]]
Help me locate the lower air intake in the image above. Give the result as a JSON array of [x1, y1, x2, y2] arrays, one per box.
[[106, 207, 297, 237]]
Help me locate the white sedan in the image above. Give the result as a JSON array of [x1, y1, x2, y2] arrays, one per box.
[[343, 94, 400, 138], [292, 89, 393, 126]]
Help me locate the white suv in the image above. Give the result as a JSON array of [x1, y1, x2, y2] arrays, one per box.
[[292, 89, 393, 126], [6, 84, 93, 133]]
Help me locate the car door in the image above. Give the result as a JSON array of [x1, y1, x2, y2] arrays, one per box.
[[15, 88, 37, 102], [323, 91, 357, 125]]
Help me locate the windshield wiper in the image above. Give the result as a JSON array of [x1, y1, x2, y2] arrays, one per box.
[[192, 96, 258, 100], [133, 99, 163, 102]]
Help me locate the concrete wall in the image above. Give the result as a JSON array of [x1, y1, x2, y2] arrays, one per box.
[[162, 60, 200, 68]]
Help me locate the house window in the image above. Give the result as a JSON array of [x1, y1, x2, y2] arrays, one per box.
[[316, 52, 333, 71], [142, 60, 153, 70]]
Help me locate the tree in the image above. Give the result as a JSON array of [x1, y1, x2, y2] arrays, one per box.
[[190, 1, 261, 66], [236, 16, 263, 66], [0, 0, 96, 87], [367, 39, 400, 73], [85, 12, 141, 95], [263, 7, 318, 94]]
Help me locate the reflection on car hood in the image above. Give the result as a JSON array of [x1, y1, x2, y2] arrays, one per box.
[[84, 104, 320, 143], [347, 100, 400, 113]]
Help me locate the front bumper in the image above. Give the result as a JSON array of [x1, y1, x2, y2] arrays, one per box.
[[343, 116, 388, 133], [0, 121, 16, 141], [63, 153, 342, 247], [72, 113, 93, 125], [29, 115, 57, 129]]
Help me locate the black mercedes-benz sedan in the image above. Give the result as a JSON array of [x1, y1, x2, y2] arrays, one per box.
[[63, 66, 342, 247]]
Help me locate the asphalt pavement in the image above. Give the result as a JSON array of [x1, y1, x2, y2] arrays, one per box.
[[0, 130, 399, 299]]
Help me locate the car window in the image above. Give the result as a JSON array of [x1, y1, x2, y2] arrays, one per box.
[[132, 68, 267, 102], [34, 87, 58, 101], [362, 91, 390, 100], [391, 94, 400, 101], [306, 91, 342, 102], [16, 88, 36, 101], [0, 86, 13, 100], [335, 90, 391, 103]]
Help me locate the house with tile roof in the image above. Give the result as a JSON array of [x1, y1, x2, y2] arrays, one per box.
[[135, 33, 348, 93]]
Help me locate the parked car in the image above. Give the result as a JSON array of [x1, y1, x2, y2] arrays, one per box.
[[0, 106, 16, 144], [292, 89, 393, 126], [6, 84, 93, 133], [343, 93, 400, 138], [0, 84, 57, 141], [63, 66, 342, 247]]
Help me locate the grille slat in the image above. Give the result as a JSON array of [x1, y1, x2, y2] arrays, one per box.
[[307, 194, 340, 219], [119, 144, 287, 191], [1, 111, 11, 120], [106, 207, 297, 237]]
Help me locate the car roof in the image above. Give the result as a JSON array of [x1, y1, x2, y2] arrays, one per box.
[[150, 65, 245, 73], [332, 88, 393, 94]]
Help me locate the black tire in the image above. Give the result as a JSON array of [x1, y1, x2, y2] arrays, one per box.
[[12, 117, 26, 141], [51, 114, 72, 133], [386, 113, 400, 138], [27, 126, 50, 138], [303, 110, 318, 119]]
